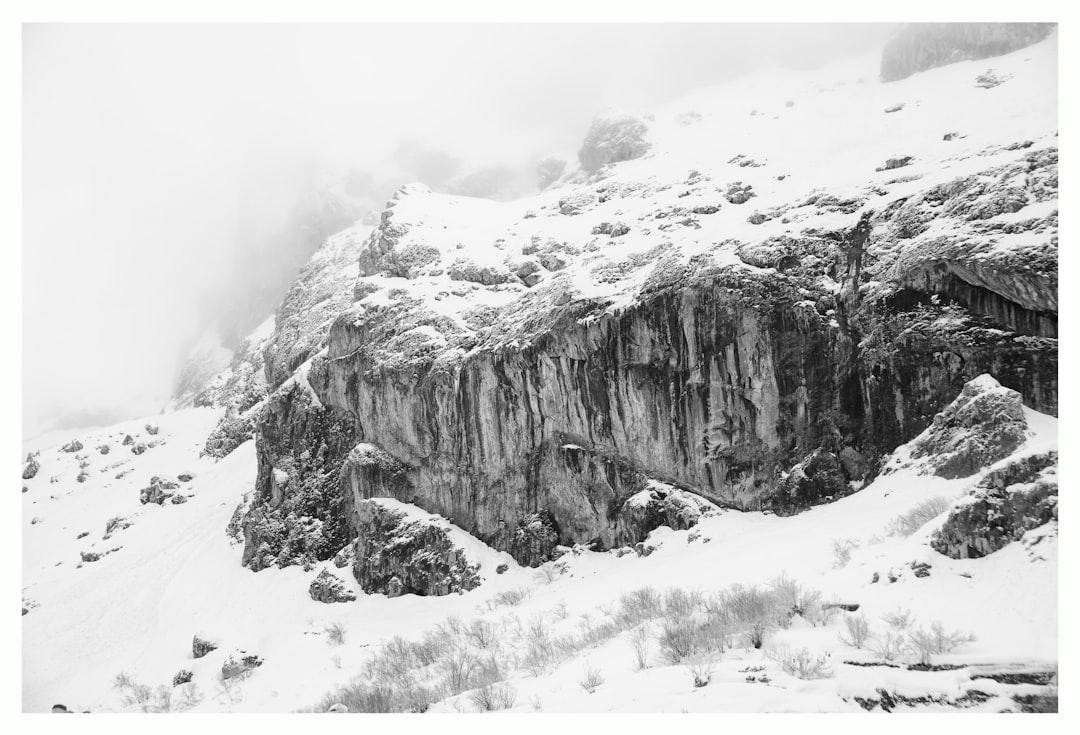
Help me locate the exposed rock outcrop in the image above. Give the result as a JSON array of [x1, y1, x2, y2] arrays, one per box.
[[615, 483, 718, 543], [578, 110, 651, 172], [902, 375, 1029, 479], [880, 23, 1055, 82], [352, 500, 482, 597], [931, 451, 1057, 558]]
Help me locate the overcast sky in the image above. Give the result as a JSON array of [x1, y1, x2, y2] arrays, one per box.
[[22, 23, 894, 439]]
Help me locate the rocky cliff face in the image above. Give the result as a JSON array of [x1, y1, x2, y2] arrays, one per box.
[[234, 33, 1057, 576], [880, 23, 1056, 82]]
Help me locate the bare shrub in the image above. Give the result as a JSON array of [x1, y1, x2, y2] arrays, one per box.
[[113, 672, 152, 708], [907, 621, 976, 664], [489, 587, 532, 609], [550, 601, 570, 621], [658, 619, 699, 664], [686, 657, 715, 687], [662, 588, 703, 620], [411, 628, 450, 666], [768, 574, 823, 625], [469, 681, 517, 711], [882, 607, 914, 631], [534, 563, 565, 585], [530, 694, 543, 711], [465, 619, 497, 649], [804, 599, 839, 627], [324, 621, 346, 646], [870, 632, 907, 663], [616, 586, 663, 627], [838, 614, 871, 648], [438, 646, 478, 696], [832, 538, 860, 568], [438, 615, 464, 637], [886, 496, 951, 537], [628, 625, 651, 670], [113, 672, 202, 712], [764, 645, 832, 680], [579, 663, 604, 693], [720, 585, 779, 648]]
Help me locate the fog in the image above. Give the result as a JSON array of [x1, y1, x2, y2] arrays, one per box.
[[22, 23, 893, 440]]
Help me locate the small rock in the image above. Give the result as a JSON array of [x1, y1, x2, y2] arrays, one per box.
[[30, 517, 43, 525], [76, 470, 89, 483], [177, 473, 194, 482], [170, 495, 189, 505], [172, 670, 193, 686], [80, 551, 101, 563], [60, 439, 83, 453], [77, 531, 89, 539], [122, 435, 134, 446], [97, 445, 111, 455], [144, 424, 159, 435], [884, 103, 905, 113], [495, 563, 509, 575], [22, 453, 40, 479], [131, 443, 147, 456]]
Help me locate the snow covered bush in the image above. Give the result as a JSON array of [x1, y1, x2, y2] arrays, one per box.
[[887, 496, 951, 537], [764, 646, 832, 680]]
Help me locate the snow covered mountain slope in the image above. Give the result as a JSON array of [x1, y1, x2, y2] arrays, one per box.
[[22, 375, 1057, 712]]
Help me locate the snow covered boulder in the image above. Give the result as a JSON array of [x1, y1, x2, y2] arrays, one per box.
[[904, 374, 1029, 479], [308, 569, 357, 603], [577, 110, 651, 172], [931, 450, 1057, 558], [22, 452, 40, 480], [60, 439, 83, 453], [615, 482, 717, 544], [352, 499, 483, 597]]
